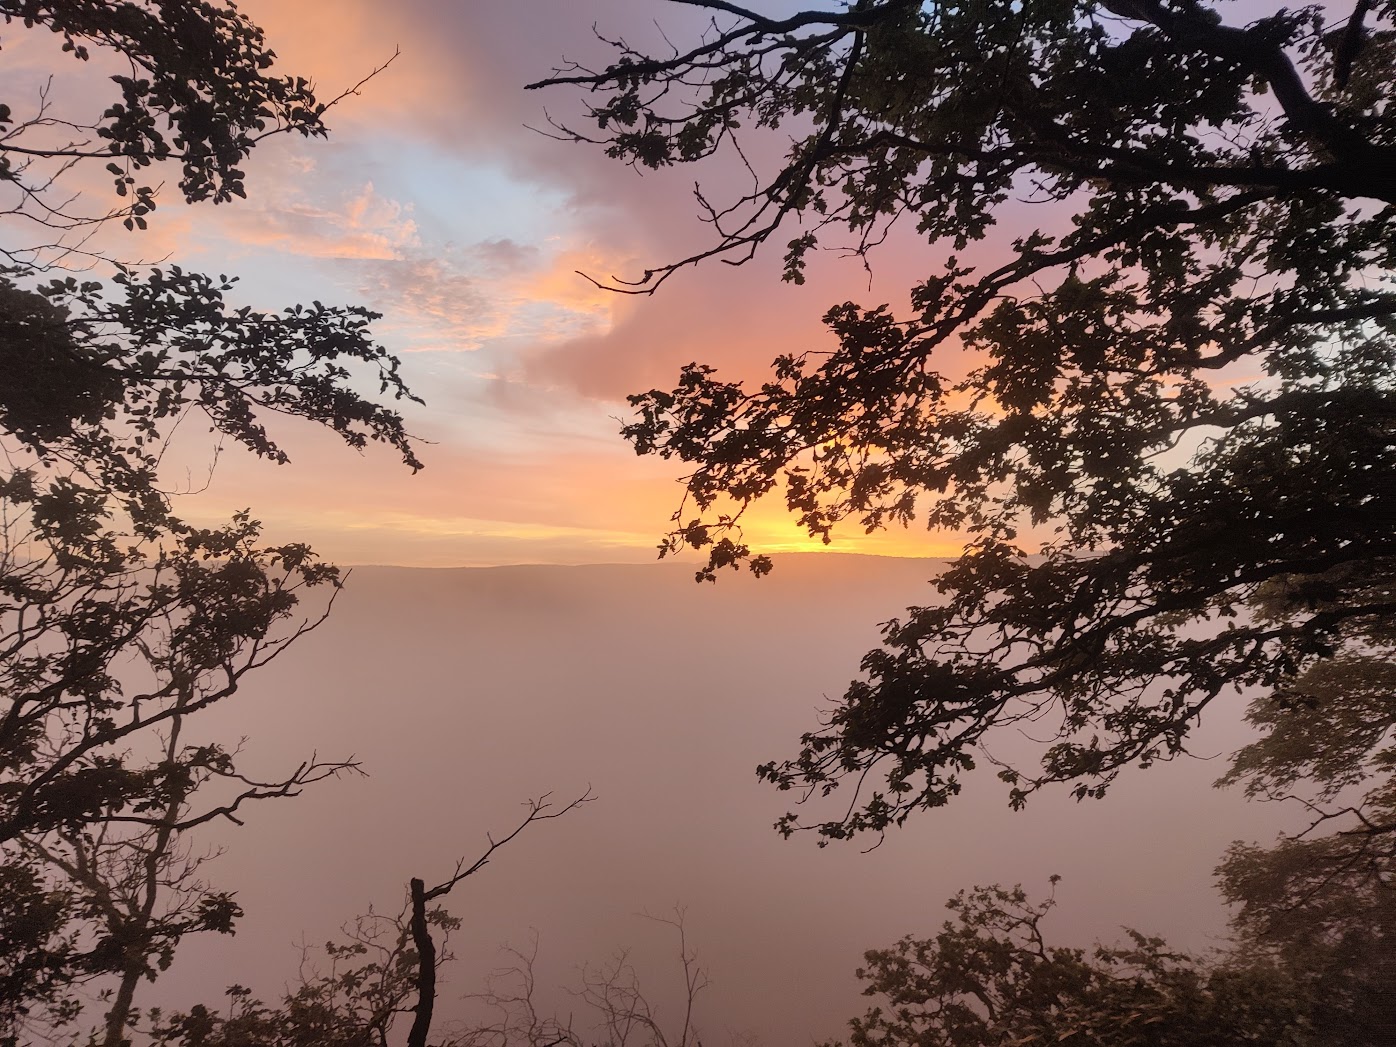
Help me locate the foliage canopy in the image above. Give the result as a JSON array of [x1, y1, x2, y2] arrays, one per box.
[[838, 878, 1389, 1047], [0, 0, 383, 265], [534, 0, 1396, 846]]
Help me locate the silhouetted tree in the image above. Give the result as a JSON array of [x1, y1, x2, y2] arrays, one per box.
[[531, 0, 1396, 848], [20, 709, 247, 1047], [404, 791, 594, 1047], [0, 0, 392, 271], [538, 7, 1396, 1038], [0, 260, 416, 1047], [838, 881, 1322, 1047], [0, 3, 414, 1042], [143, 792, 595, 1047], [1214, 585, 1396, 1043], [458, 908, 712, 1047]]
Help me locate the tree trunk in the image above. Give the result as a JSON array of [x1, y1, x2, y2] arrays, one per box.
[[406, 877, 437, 1047], [101, 956, 142, 1047]]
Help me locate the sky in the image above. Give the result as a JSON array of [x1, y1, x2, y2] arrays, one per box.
[[10, 0, 968, 567]]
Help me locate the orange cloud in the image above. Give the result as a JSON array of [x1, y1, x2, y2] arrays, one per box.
[[187, 172, 419, 261]]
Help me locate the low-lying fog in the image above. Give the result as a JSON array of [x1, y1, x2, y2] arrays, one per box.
[[158, 555, 1295, 1046]]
